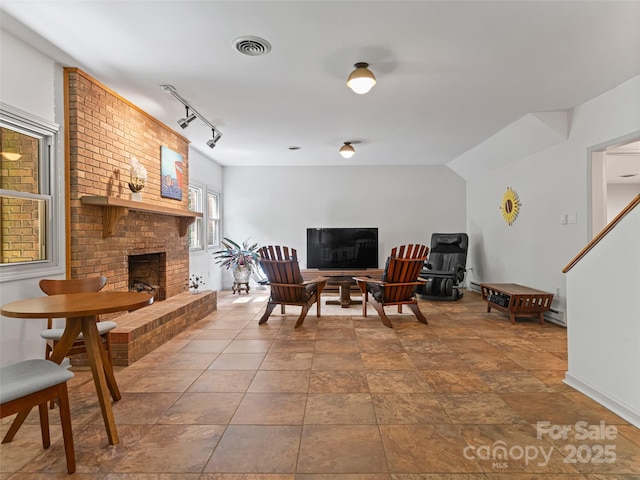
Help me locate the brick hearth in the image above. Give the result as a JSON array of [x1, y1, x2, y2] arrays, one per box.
[[71, 291, 217, 367], [110, 291, 217, 366]]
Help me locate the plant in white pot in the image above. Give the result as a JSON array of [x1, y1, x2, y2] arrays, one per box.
[[212, 238, 261, 284]]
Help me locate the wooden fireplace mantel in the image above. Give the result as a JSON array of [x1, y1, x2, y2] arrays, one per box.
[[80, 195, 202, 238]]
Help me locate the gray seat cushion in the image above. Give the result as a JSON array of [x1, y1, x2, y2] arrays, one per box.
[[0, 359, 74, 404], [40, 321, 118, 340]]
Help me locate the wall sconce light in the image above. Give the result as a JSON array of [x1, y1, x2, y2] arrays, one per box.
[[339, 142, 356, 158], [177, 107, 197, 129], [206, 129, 222, 149], [347, 62, 376, 94]]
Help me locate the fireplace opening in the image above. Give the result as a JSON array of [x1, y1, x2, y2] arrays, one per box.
[[128, 252, 167, 301]]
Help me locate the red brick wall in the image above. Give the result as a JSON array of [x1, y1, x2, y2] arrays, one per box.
[[65, 68, 190, 298]]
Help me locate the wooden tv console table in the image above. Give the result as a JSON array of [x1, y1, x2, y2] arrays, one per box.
[[301, 268, 383, 308], [480, 283, 553, 325]]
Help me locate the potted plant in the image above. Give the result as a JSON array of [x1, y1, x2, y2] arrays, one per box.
[[212, 238, 261, 283]]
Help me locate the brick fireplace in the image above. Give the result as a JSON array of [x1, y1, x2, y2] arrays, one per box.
[[66, 68, 190, 296], [64, 68, 216, 365]]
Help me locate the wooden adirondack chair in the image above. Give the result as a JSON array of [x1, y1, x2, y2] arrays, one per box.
[[353, 244, 429, 328], [258, 245, 328, 328]]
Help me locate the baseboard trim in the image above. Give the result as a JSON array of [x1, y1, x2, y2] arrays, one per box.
[[564, 372, 640, 428]]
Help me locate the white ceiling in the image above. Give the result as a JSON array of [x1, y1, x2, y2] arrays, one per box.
[[2, 1, 640, 174]]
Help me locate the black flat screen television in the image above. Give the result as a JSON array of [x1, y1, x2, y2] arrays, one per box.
[[307, 227, 378, 269]]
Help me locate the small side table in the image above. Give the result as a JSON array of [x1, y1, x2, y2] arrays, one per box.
[[232, 282, 250, 295], [480, 283, 553, 324]]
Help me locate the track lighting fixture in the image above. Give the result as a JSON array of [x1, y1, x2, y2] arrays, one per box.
[[339, 142, 356, 158], [160, 84, 223, 149], [177, 107, 197, 129], [206, 129, 222, 149], [347, 62, 376, 94]]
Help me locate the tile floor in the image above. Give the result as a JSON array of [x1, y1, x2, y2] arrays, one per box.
[[1, 289, 639, 479]]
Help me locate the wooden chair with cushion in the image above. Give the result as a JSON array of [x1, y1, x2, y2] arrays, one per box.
[[39, 276, 117, 367], [258, 245, 329, 328], [354, 244, 429, 328], [0, 359, 76, 473]]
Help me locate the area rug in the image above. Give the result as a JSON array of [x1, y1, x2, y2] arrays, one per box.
[[320, 295, 411, 318]]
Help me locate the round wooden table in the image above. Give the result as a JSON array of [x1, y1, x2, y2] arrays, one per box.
[[1, 291, 153, 445]]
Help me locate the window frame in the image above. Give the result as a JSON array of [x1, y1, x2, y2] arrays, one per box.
[[0, 102, 62, 282], [206, 189, 220, 249], [187, 183, 204, 251]]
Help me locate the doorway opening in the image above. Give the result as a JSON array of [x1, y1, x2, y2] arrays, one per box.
[[589, 133, 640, 238]]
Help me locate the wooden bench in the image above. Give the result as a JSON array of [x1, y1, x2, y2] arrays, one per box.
[[480, 283, 553, 324]]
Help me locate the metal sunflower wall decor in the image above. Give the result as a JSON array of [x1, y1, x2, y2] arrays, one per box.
[[500, 187, 520, 226]]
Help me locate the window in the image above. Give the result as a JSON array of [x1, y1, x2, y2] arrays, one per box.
[[207, 191, 220, 248], [188, 184, 220, 252], [188, 184, 204, 250], [0, 102, 60, 280]]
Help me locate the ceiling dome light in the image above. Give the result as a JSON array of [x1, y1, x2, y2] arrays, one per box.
[[347, 62, 376, 94], [339, 142, 356, 158]]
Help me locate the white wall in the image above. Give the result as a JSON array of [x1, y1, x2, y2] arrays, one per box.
[[466, 75, 640, 314], [565, 204, 640, 427], [188, 147, 223, 292], [0, 30, 65, 366], [221, 165, 466, 288], [0, 31, 56, 123], [607, 183, 640, 223]]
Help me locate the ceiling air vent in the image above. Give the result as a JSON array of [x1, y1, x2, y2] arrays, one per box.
[[232, 36, 272, 56]]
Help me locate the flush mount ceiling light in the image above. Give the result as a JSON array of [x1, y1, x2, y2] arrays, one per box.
[[347, 62, 376, 94], [339, 142, 356, 158], [177, 107, 197, 129]]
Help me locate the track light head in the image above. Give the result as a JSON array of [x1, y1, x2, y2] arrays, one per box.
[[177, 107, 197, 129], [207, 129, 222, 149]]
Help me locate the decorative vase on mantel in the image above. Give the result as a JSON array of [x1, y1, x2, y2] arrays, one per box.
[[128, 156, 147, 202], [128, 176, 145, 202], [130, 191, 142, 201]]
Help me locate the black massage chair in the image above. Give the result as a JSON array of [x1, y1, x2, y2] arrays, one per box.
[[416, 233, 468, 301]]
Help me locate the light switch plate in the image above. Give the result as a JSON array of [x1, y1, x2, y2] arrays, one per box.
[[568, 213, 577, 224], [560, 214, 567, 225]]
